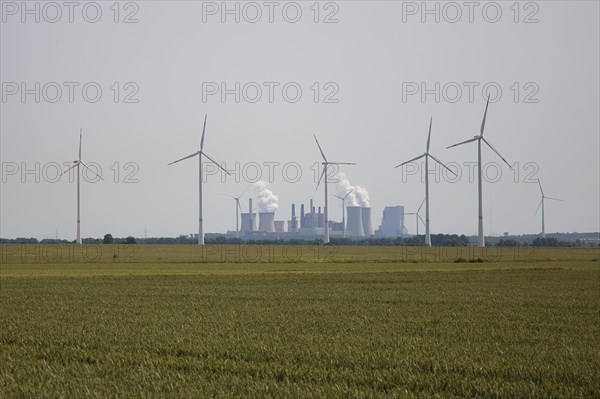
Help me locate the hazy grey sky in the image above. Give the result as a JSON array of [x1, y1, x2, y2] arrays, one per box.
[[1, 1, 599, 239]]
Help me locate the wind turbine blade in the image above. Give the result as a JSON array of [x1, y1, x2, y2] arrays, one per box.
[[200, 114, 207, 151], [546, 197, 564, 202], [446, 137, 478, 149], [316, 167, 326, 190], [535, 199, 543, 214], [537, 179, 545, 196], [202, 151, 231, 175], [405, 212, 416, 215], [79, 129, 82, 161], [80, 161, 104, 180], [426, 117, 432, 152], [429, 153, 458, 176], [168, 151, 199, 166], [220, 193, 236, 199], [61, 162, 78, 176], [481, 137, 511, 168], [417, 198, 425, 213], [332, 194, 344, 200], [313, 134, 328, 162], [343, 188, 354, 200], [481, 95, 490, 136], [329, 162, 356, 165], [395, 153, 426, 168], [418, 214, 425, 225], [238, 184, 252, 198]]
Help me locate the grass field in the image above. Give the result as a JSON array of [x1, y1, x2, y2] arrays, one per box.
[[1, 245, 599, 398]]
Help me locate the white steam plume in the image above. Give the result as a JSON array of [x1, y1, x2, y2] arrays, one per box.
[[253, 181, 279, 213], [336, 172, 370, 207]]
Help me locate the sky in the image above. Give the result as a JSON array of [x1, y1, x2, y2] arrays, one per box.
[[1, 0, 599, 240]]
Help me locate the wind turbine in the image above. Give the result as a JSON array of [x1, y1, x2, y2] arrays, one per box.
[[405, 198, 426, 236], [395, 118, 457, 246], [314, 134, 355, 244], [61, 129, 103, 244], [446, 96, 512, 247], [221, 185, 251, 239], [332, 189, 354, 238], [536, 179, 563, 238], [169, 115, 230, 245]]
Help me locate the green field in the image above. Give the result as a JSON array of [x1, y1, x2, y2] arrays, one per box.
[[1, 245, 599, 398]]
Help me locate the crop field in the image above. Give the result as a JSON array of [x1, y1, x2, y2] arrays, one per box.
[[1, 245, 599, 398]]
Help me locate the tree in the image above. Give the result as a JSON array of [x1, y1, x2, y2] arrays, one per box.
[[103, 234, 114, 244], [125, 236, 137, 244]]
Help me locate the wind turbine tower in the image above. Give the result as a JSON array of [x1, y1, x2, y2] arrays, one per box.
[[536, 179, 563, 238], [405, 198, 425, 236], [222, 185, 251, 239], [313, 134, 355, 244], [396, 118, 457, 246], [446, 96, 512, 247], [332, 189, 354, 238], [169, 115, 230, 245], [62, 129, 103, 244]]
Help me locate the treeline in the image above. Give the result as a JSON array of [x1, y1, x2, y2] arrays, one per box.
[[495, 237, 592, 247], [2, 234, 597, 247]]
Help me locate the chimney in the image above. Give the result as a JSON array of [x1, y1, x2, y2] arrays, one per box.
[[300, 203, 305, 228], [362, 207, 374, 236], [248, 198, 253, 231], [346, 206, 365, 237], [290, 204, 298, 232]]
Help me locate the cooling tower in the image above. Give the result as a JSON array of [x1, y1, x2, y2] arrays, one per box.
[[274, 221, 285, 233], [362, 207, 374, 237], [346, 206, 364, 237], [241, 213, 257, 233], [258, 212, 276, 232]]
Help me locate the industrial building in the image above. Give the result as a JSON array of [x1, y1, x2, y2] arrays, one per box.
[[376, 206, 407, 238], [226, 198, 375, 240]]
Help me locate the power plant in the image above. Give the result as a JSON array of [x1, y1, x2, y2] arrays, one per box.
[[223, 197, 379, 240], [216, 173, 386, 240], [377, 206, 407, 237]]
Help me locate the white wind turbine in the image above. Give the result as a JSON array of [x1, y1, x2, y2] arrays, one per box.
[[61, 129, 103, 244], [446, 96, 512, 247], [314, 134, 355, 244], [405, 198, 426, 236], [332, 189, 354, 238], [169, 115, 230, 245], [536, 178, 563, 238], [396, 118, 457, 246], [221, 185, 251, 239]]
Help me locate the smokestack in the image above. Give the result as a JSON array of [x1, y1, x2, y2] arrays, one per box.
[[290, 204, 298, 232], [300, 204, 305, 228], [258, 212, 276, 232], [311, 200, 316, 230], [317, 206, 324, 228], [346, 206, 365, 237], [362, 207, 374, 236], [248, 198, 253, 231], [274, 221, 285, 233]]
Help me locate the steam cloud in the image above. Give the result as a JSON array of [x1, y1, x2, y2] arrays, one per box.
[[336, 172, 370, 207], [253, 181, 279, 213]]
